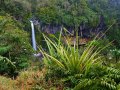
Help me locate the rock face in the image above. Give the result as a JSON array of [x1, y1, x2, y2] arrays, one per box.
[[41, 24, 62, 34], [77, 15, 106, 38], [36, 14, 106, 39]]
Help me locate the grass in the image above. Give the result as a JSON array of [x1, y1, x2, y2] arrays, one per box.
[[0, 67, 45, 90], [0, 76, 16, 90], [0, 66, 64, 90]]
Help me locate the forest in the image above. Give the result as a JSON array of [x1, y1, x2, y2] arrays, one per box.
[[0, 0, 120, 90]]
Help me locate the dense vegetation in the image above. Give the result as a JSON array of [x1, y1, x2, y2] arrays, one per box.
[[0, 14, 32, 76], [0, 0, 120, 90]]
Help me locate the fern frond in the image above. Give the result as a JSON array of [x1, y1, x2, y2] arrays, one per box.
[[107, 67, 120, 74]]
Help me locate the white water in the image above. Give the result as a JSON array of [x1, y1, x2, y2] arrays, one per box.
[[30, 20, 37, 51]]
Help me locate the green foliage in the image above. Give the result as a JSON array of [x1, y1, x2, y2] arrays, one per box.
[[0, 55, 16, 75], [109, 48, 120, 62], [39, 32, 120, 89], [0, 46, 11, 55], [36, 7, 61, 25], [107, 25, 120, 48], [88, 0, 120, 49], [0, 0, 32, 30], [74, 66, 120, 90], [0, 15, 32, 75], [0, 0, 120, 89], [35, 0, 98, 27], [41, 33, 102, 75]]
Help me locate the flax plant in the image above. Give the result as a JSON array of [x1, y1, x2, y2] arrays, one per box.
[[39, 30, 110, 76]]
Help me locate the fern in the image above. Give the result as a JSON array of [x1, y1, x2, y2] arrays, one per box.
[[0, 46, 12, 55], [0, 55, 16, 75], [0, 55, 15, 67], [74, 66, 120, 90], [106, 67, 120, 74]]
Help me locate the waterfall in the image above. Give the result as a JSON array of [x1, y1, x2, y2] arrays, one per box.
[[30, 20, 37, 51]]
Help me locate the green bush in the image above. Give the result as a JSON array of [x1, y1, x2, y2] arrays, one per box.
[[0, 56, 16, 76], [74, 66, 120, 90], [0, 15, 32, 75]]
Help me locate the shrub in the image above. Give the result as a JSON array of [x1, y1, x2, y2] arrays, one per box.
[[0, 56, 16, 76], [74, 66, 120, 90], [0, 15, 32, 75]]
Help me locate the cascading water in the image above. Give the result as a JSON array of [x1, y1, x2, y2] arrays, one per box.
[[30, 20, 37, 51]]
